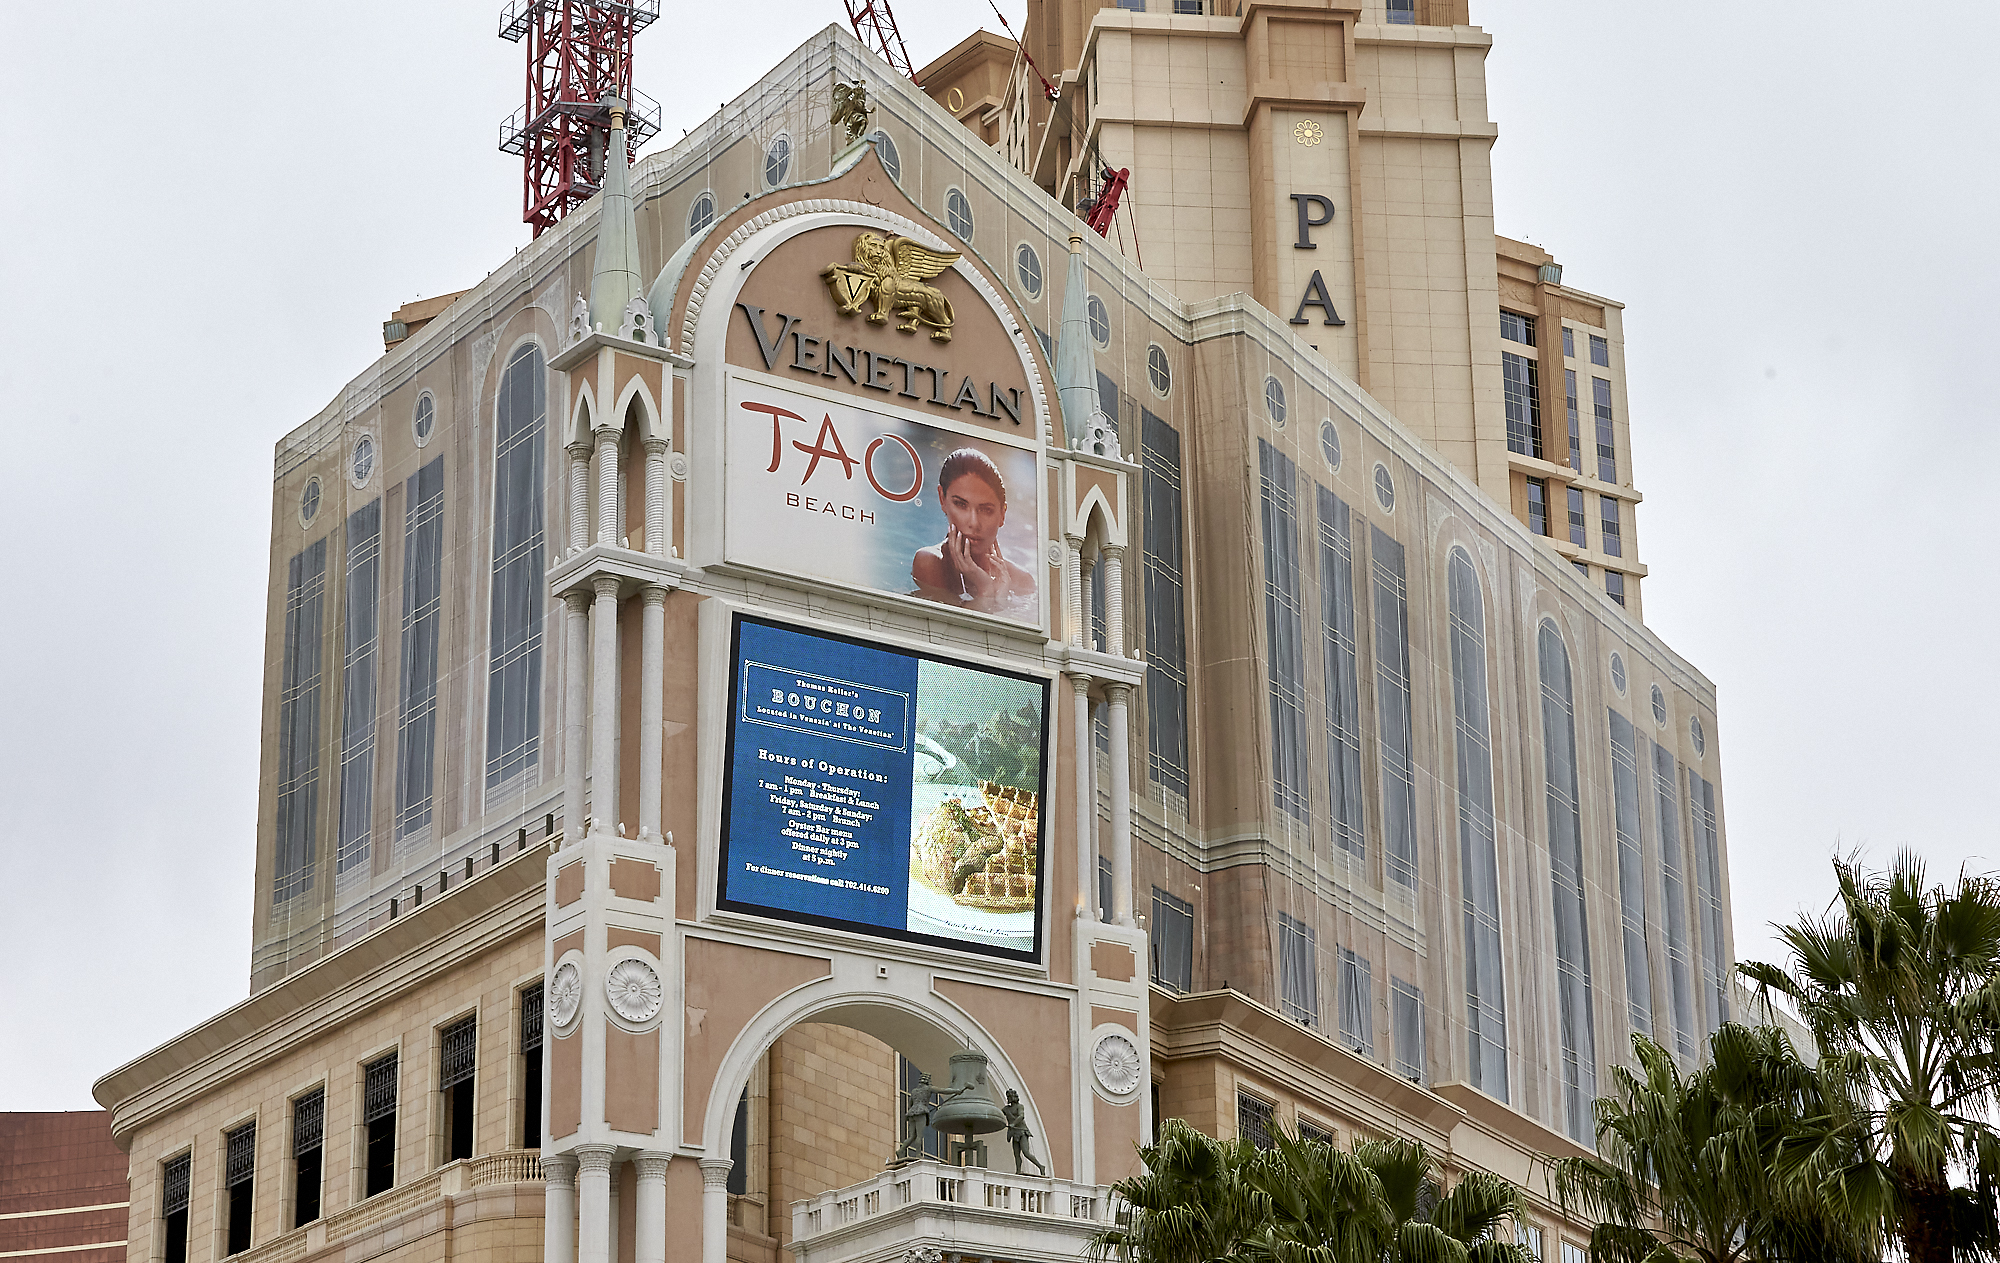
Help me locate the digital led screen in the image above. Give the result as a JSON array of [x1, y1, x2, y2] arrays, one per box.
[[717, 615, 1050, 961]]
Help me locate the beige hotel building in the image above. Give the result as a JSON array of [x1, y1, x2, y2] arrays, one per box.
[[95, 7, 1729, 1263]]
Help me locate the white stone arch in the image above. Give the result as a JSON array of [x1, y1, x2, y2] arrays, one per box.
[[611, 372, 663, 447], [566, 381, 598, 449], [696, 970, 1052, 1172]]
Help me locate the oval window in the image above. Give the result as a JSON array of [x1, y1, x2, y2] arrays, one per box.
[[1651, 684, 1668, 728], [764, 135, 791, 187], [1087, 295, 1110, 347], [351, 435, 375, 487], [413, 392, 436, 447], [1610, 651, 1627, 696], [1319, 419, 1341, 470], [946, 187, 974, 239], [1264, 376, 1287, 427], [1016, 243, 1043, 298], [1373, 463, 1395, 512], [1147, 344, 1171, 396], [300, 476, 322, 526], [1691, 715, 1706, 757]]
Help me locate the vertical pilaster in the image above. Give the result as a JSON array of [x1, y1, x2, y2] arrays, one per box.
[[575, 1145, 616, 1263], [643, 438, 668, 557], [638, 586, 667, 841], [594, 426, 621, 545], [563, 591, 591, 842], [1073, 675, 1094, 922], [567, 441, 593, 554], [698, 1159, 733, 1263], [591, 576, 620, 835], [633, 1155, 668, 1263], [543, 1154, 578, 1263], [1064, 537, 1084, 646], [1107, 681, 1134, 927], [1102, 544, 1126, 655]]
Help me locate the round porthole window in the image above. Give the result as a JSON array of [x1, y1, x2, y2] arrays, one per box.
[[1651, 684, 1668, 728], [945, 187, 974, 239], [1147, 344, 1171, 396], [1087, 295, 1110, 347], [1373, 463, 1395, 512], [1320, 419, 1341, 470], [1691, 715, 1706, 757], [300, 476, 322, 526], [764, 134, 791, 187], [413, 392, 435, 447], [351, 435, 375, 488], [687, 190, 715, 237], [870, 130, 900, 181], [1264, 376, 1287, 427], [1610, 652, 1627, 696], [1016, 243, 1043, 298]]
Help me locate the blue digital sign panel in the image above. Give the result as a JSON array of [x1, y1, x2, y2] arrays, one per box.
[[718, 615, 1049, 961]]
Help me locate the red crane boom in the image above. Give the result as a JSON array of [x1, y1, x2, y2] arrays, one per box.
[[844, 0, 918, 81]]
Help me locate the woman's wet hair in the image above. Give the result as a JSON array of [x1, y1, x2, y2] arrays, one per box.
[[937, 448, 1007, 506]]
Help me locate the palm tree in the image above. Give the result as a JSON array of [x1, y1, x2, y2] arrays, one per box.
[[1094, 1118, 1535, 1263], [1741, 852, 2000, 1263], [1548, 1024, 1874, 1263]]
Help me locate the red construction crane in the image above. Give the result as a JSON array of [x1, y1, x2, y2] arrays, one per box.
[[497, 0, 662, 237], [844, 0, 918, 81]]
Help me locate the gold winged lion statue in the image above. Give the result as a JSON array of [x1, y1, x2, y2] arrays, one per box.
[[821, 233, 960, 341]]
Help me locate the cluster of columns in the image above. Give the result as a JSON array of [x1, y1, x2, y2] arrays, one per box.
[[1067, 534, 1135, 928], [556, 411, 675, 845], [541, 1149, 676, 1263]]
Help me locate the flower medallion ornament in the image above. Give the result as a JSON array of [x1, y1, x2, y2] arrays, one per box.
[[549, 961, 583, 1031], [606, 959, 665, 1024], [1293, 119, 1324, 146], [1092, 1032, 1142, 1096]]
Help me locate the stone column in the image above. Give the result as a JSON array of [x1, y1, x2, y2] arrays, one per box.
[[591, 576, 620, 836], [1064, 536, 1084, 647], [543, 1153, 578, 1263], [563, 591, 591, 844], [608, 1170, 621, 1263], [638, 586, 666, 841], [575, 1145, 616, 1263], [567, 441, 592, 554], [697, 1159, 733, 1263], [1107, 681, 1135, 927], [594, 425, 621, 546], [1073, 675, 1094, 921], [1102, 545, 1126, 656], [633, 1154, 668, 1263], [643, 437, 668, 557]]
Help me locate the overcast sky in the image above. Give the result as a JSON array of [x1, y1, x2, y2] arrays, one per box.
[[3, 2, 1994, 1112]]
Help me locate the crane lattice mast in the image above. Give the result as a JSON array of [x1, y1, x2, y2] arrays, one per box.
[[844, 0, 919, 80]]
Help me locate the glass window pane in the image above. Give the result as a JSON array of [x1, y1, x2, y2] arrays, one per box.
[[1449, 550, 1507, 1100], [1258, 440, 1310, 824], [1371, 527, 1417, 888], [1317, 487, 1365, 858], [1538, 624, 1597, 1142]]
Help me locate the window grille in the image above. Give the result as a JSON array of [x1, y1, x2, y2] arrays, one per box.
[[1371, 528, 1417, 888], [1236, 1092, 1274, 1149], [1258, 440, 1310, 824], [1142, 413, 1189, 796], [1150, 888, 1194, 993], [1337, 947, 1373, 1054], [1278, 914, 1318, 1028], [1297, 1116, 1335, 1144], [1448, 550, 1507, 1100], [1538, 624, 1598, 1143], [292, 1090, 324, 1157], [226, 1124, 256, 1188], [162, 1154, 191, 1215], [1391, 979, 1425, 1082], [365, 1054, 400, 1123], [520, 983, 543, 1053], [440, 1017, 477, 1090]]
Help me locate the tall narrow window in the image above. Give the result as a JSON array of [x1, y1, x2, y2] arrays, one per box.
[[1099, 854, 1113, 923], [1237, 1092, 1275, 1149], [1565, 370, 1581, 471], [1502, 353, 1542, 458], [1526, 478, 1549, 536], [440, 1016, 477, 1162], [1448, 551, 1507, 1100], [224, 1122, 255, 1255], [1593, 377, 1617, 483], [1562, 326, 1575, 359], [1142, 412, 1189, 797], [487, 345, 547, 793], [1150, 888, 1194, 993], [1316, 487, 1366, 858], [1537, 624, 1596, 1144], [1566, 487, 1586, 548], [1337, 948, 1373, 1055], [1605, 572, 1626, 607], [395, 459, 446, 844], [520, 984, 543, 1149], [1258, 440, 1310, 824], [1652, 742, 1697, 1058], [364, 1053, 399, 1196], [1691, 774, 1730, 1032], [1277, 914, 1318, 1028], [1600, 497, 1623, 557], [338, 503, 381, 879], [726, 1086, 750, 1194], [161, 1154, 190, 1263], [275, 539, 327, 901], [1371, 527, 1417, 888], [1589, 334, 1609, 367], [1608, 711, 1653, 1035], [1391, 979, 1425, 1083], [292, 1090, 323, 1228]]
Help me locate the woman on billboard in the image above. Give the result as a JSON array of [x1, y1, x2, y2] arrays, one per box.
[[911, 448, 1036, 619]]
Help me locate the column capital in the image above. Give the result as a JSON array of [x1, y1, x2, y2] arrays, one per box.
[[633, 1153, 671, 1181], [565, 589, 593, 613], [574, 1144, 618, 1176], [567, 440, 595, 459], [1106, 680, 1133, 702], [1071, 674, 1093, 694], [592, 424, 621, 446], [641, 584, 669, 607], [642, 436, 670, 456], [1064, 534, 1084, 550], [593, 575, 621, 600], [1101, 542, 1126, 559], [542, 1152, 579, 1187], [696, 1157, 734, 1190]]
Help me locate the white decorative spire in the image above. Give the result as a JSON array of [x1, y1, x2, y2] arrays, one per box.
[[1056, 231, 1098, 450], [588, 94, 643, 333]]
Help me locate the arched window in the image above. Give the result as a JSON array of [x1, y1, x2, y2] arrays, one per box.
[[687, 191, 716, 237], [763, 135, 791, 187], [870, 130, 900, 181], [1448, 550, 1507, 1101], [1537, 620, 1597, 1142], [945, 187, 974, 239], [486, 343, 547, 795]]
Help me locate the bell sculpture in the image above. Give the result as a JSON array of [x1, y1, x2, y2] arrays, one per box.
[[925, 1051, 1008, 1168]]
